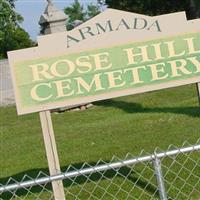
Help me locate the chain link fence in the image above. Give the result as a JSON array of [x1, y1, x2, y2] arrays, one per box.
[[0, 140, 200, 200]]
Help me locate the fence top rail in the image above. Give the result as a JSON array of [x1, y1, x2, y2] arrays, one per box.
[[0, 143, 199, 194]]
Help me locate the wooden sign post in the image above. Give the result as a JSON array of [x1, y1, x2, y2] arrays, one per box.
[[40, 111, 65, 200], [38, 1, 66, 199]]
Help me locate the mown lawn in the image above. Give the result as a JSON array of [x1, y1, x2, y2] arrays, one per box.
[[0, 84, 200, 199]]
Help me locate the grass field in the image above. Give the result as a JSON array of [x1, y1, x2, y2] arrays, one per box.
[[0, 84, 200, 199]]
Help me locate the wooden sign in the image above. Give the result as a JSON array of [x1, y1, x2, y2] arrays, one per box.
[[8, 9, 200, 115], [8, 31, 200, 115]]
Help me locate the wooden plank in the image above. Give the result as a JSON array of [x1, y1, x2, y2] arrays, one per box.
[[39, 111, 65, 200]]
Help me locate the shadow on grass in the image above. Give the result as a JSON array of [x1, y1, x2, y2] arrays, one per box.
[[0, 162, 159, 199], [94, 99, 200, 118]]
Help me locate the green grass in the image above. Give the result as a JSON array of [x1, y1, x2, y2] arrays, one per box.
[[0, 84, 200, 199]]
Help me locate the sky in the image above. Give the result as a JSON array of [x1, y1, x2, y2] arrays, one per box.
[[15, 0, 98, 41]]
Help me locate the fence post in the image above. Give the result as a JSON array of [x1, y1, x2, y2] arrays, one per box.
[[153, 155, 167, 200]]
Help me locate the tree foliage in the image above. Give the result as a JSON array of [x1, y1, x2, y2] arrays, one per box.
[[190, 0, 200, 18], [64, 0, 86, 30], [0, 0, 34, 59], [87, 3, 101, 19], [100, 0, 200, 19], [64, 0, 100, 30], [7, 0, 15, 8]]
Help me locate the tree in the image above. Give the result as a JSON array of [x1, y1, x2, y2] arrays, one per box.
[[64, 0, 101, 30], [100, 0, 200, 20], [87, 3, 101, 19], [0, 0, 34, 59], [7, 0, 15, 8], [189, 0, 200, 18], [64, 0, 86, 30]]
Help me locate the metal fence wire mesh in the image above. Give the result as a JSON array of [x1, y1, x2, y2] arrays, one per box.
[[0, 140, 200, 200]]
